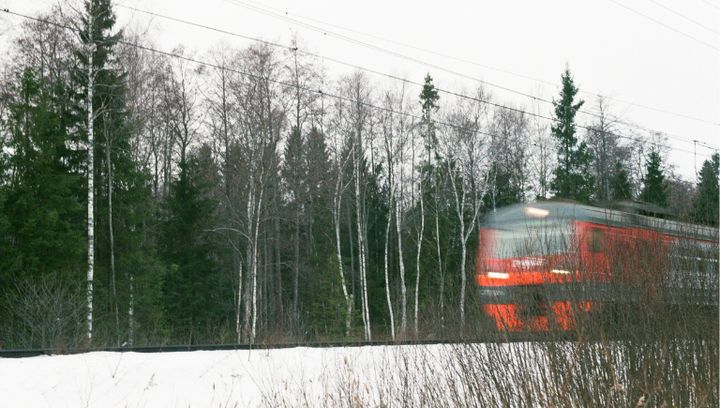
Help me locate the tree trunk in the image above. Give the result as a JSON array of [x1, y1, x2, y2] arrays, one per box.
[[396, 188, 407, 335], [106, 128, 119, 336], [333, 173, 353, 337], [414, 190, 424, 336], [250, 174, 265, 344], [435, 206, 444, 325], [354, 133, 371, 341], [128, 274, 134, 346], [235, 254, 243, 344], [293, 210, 300, 323], [384, 194, 396, 340], [86, 12, 95, 342]]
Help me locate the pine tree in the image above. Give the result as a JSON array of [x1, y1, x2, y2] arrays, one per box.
[[640, 150, 668, 207], [692, 153, 719, 226], [550, 68, 594, 203]]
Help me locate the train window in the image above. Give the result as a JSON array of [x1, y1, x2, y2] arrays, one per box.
[[591, 228, 604, 253], [492, 222, 571, 258]]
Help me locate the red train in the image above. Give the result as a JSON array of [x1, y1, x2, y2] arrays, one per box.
[[475, 201, 719, 331]]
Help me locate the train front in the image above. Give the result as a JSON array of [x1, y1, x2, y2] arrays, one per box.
[[475, 202, 590, 332]]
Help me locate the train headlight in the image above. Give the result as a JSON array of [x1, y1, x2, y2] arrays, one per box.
[[523, 207, 549, 218], [487, 271, 510, 279], [550, 269, 571, 275]]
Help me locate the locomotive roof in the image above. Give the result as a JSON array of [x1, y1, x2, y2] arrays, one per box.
[[483, 201, 719, 242]]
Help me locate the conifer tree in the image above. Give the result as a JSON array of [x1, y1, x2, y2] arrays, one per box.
[[640, 150, 668, 207], [692, 153, 719, 226], [75, 0, 163, 343], [160, 146, 222, 338], [550, 68, 594, 203], [610, 161, 632, 201], [282, 126, 305, 322], [0, 69, 85, 281]]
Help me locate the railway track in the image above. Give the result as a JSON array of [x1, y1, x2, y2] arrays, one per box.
[[0, 332, 574, 358]]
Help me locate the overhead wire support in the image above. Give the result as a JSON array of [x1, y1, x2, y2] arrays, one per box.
[[117, 0, 718, 150], [1, 7, 716, 159]]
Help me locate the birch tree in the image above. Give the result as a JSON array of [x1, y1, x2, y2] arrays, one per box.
[[440, 89, 490, 331], [328, 95, 355, 337], [333, 72, 374, 340], [234, 44, 283, 343]]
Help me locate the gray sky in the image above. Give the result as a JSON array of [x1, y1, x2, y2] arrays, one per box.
[[2, 0, 718, 179]]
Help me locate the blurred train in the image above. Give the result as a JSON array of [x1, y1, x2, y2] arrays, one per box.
[[474, 201, 719, 331]]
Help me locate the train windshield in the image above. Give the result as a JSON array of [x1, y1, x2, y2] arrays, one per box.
[[491, 221, 572, 258]]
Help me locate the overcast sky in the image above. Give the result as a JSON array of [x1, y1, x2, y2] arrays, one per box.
[[1, 0, 718, 180]]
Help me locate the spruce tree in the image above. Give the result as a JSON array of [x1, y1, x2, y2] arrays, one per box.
[[74, 0, 165, 343], [160, 146, 221, 338], [692, 153, 719, 226], [610, 161, 632, 201], [0, 69, 85, 281], [282, 126, 305, 322], [550, 69, 594, 203], [420, 74, 440, 156], [640, 150, 668, 207]]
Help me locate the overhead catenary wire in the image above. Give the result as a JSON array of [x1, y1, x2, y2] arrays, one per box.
[[115, 1, 720, 153], [13, 0, 720, 148], [226, 0, 720, 127], [699, 0, 720, 11], [644, 0, 718, 35], [216, 0, 720, 149], [606, 0, 720, 51], [1, 7, 715, 160]]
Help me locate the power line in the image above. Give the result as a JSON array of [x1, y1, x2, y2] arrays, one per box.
[[1, 7, 715, 161], [645, 0, 718, 34], [194, 0, 720, 150], [606, 0, 720, 51], [230, 0, 719, 126], [699, 0, 720, 12], [29, 0, 720, 143], [217, 0, 720, 143]]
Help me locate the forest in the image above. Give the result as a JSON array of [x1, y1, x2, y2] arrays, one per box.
[[0, 0, 718, 348]]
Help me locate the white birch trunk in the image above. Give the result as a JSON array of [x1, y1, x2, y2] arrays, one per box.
[[354, 133, 371, 341], [414, 189, 424, 335], [384, 194, 396, 340], [242, 185, 255, 341], [235, 258, 243, 343], [333, 172, 353, 337], [128, 274, 134, 346], [395, 184, 407, 335], [250, 181, 263, 344], [435, 212, 444, 320], [86, 13, 95, 342]]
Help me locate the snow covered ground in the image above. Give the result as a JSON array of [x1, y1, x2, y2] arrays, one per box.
[[1, 339, 713, 407], [0, 345, 446, 407]]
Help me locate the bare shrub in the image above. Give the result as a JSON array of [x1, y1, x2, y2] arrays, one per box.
[[0, 276, 85, 350]]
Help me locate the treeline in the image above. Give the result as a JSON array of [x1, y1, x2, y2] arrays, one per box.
[[0, 1, 717, 348]]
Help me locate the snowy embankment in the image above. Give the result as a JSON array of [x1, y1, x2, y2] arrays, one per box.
[[1, 339, 715, 407], [0, 345, 450, 407]]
